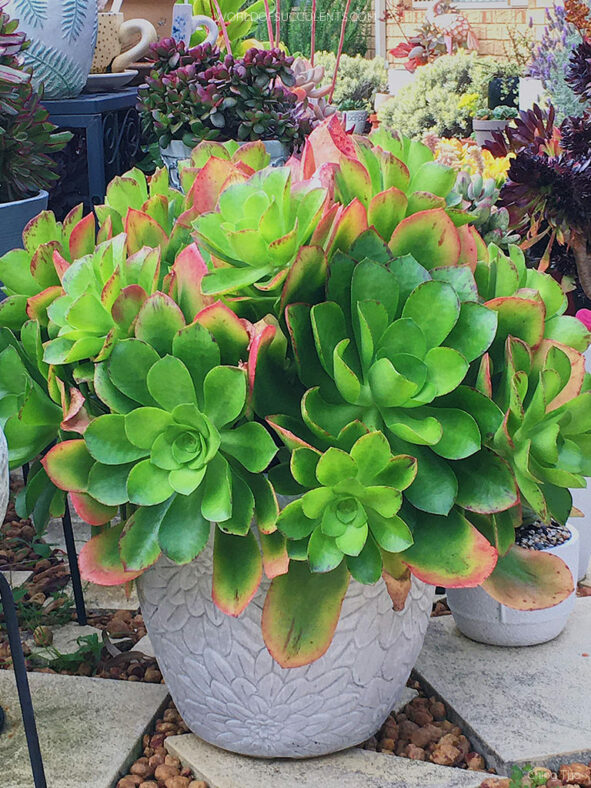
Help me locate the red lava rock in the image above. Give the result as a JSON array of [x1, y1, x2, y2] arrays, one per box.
[[398, 719, 419, 739], [546, 780, 564, 788]]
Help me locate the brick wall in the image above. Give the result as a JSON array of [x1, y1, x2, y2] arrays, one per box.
[[386, 0, 555, 62]]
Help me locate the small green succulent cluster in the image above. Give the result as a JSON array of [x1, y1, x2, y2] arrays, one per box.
[[452, 172, 521, 248]]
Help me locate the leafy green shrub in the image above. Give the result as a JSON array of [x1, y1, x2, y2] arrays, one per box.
[[314, 51, 388, 112], [278, 0, 370, 57], [378, 53, 480, 139]]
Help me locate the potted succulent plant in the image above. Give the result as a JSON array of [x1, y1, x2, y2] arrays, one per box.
[[314, 52, 388, 134], [138, 38, 311, 188], [0, 117, 586, 759], [0, 2, 71, 256], [445, 244, 590, 645], [472, 105, 519, 147]]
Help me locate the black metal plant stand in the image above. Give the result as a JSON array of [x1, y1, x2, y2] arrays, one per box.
[[22, 462, 87, 624], [0, 572, 47, 788]]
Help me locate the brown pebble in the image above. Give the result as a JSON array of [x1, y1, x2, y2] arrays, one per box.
[[398, 719, 419, 740], [404, 743, 426, 761], [165, 778, 191, 788], [130, 758, 152, 778], [155, 764, 180, 781], [138, 782, 158, 788], [546, 781, 564, 788], [429, 700, 446, 720], [145, 668, 163, 683], [380, 737, 396, 752], [559, 763, 591, 786], [188, 782, 208, 788], [117, 777, 142, 788], [465, 751, 485, 770], [479, 780, 510, 788], [148, 753, 165, 769], [165, 755, 181, 768]]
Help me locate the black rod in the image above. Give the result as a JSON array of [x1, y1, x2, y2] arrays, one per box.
[[0, 572, 47, 787], [61, 501, 87, 626]]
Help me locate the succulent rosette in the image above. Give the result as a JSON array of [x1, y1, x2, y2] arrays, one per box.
[[278, 434, 416, 577], [43, 322, 277, 583], [194, 167, 327, 297]]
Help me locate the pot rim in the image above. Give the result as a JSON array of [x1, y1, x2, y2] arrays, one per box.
[[0, 189, 49, 210]]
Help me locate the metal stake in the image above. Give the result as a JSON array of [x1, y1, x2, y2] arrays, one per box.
[[61, 501, 87, 626], [0, 572, 47, 788]]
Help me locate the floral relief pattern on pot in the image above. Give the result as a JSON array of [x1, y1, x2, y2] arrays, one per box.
[[137, 542, 435, 758]]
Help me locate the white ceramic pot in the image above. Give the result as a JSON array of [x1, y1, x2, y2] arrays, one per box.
[[0, 190, 48, 258], [160, 139, 291, 191], [137, 542, 434, 757], [447, 527, 579, 647], [6, 0, 98, 99], [341, 109, 369, 134], [0, 430, 8, 524], [472, 118, 510, 148], [387, 67, 415, 96], [519, 77, 545, 111]]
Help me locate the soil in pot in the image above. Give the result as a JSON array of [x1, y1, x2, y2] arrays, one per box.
[[447, 522, 579, 647]]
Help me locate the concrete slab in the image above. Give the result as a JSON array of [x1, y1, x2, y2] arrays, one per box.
[[0, 669, 168, 788], [166, 735, 484, 788], [0, 569, 32, 588], [81, 580, 139, 611], [134, 634, 156, 658], [45, 515, 90, 553], [415, 597, 591, 774], [27, 621, 102, 658]]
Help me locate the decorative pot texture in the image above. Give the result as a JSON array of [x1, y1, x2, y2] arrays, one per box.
[[0, 190, 48, 259], [472, 119, 509, 148], [569, 346, 591, 581], [447, 526, 579, 648], [160, 139, 290, 191], [6, 0, 98, 99], [342, 110, 368, 134], [137, 545, 434, 758]]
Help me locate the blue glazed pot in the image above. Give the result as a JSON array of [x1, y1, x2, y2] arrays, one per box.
[[0, 190, 49, 259], [5, 0, 98, 99]]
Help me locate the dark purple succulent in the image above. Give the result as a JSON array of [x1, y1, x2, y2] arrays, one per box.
[[561, 112, 591, 156], [566, 38, 591, 103], [484, 104, 558, 158]]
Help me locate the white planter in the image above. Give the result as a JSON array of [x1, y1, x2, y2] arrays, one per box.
[[387, 67, 415, 96], [447, 527, 579, 647], [374, 92, 392, 112], [0, 190, 49, 258], [519, 77, 545, 111], [472, 119, 510, 148], [160, 138, 290, 191], [137, 543, 434, 758], [6, 0, 98, 99], [341, 110, 369, 134]]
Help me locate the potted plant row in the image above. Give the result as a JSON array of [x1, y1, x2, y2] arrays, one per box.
[[472, 105, 519, 147], [0, 2, 71, 257], [0, 115, 588, 759], [138, 38, 312, 188]]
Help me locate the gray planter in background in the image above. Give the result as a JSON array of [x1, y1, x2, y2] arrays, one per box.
[[137, 543, 434, 758], [0, 190, 48, 258], [160, 138, 290, 191]]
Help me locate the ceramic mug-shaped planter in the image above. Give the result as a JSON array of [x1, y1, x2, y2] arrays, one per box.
[[91, 12, 157, 74], [171, 5, 218, 48], [5, 0, 98, 98], [137, 541, 434, 758]]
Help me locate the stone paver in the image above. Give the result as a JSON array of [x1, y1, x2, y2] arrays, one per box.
[[134, 634, 156, 658], [415, 597, 591, 773], [27, 621, 102, 657], [80, 580, 139, 611], [165, 735, 484, 788], [0, 669, 168, 788], [0, 569, 32, 588], [45, 515, 90, 552]]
